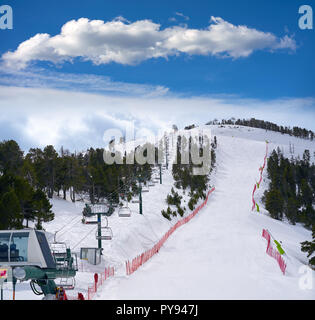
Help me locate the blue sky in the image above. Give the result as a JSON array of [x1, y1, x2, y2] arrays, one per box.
[[0, 0, 314, 151]]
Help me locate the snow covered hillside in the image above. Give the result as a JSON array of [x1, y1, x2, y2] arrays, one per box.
[[6, 125, 315, 300]]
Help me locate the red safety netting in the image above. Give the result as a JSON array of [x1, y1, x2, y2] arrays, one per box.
[[86, 266, 115, 300], [126, 187, 215, 276], [262, 229, 286, 275]]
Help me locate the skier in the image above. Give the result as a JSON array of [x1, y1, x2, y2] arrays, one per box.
[[78, 292, 85, 300], [56, 287, 68, 300]]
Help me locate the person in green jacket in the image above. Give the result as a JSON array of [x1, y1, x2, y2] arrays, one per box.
[[274, 240, 285, 255]]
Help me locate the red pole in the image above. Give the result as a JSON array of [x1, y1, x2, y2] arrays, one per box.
[[94, 273, 98, 292]]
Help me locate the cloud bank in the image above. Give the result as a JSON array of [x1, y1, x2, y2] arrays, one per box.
[[2, 16, 296, 69], [0, 85, 313, 152]]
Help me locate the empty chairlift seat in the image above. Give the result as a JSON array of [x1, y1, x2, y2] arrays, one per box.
[[118, 206, 132, 217], [95, 217, 113, 240], [95, 227, 113, 241]]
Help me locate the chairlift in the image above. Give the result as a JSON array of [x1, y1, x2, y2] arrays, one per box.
[[118, 205, 132, 217], [91, 203, 109, 215], [50, 239, 77, 272], [82, 216, 98, 225], [0, 230, 56, 268], [55, 276, 76, 290], [142, 186, 150, 193], [148, 182, 155, 187], [0, 230, 78, 296], [95, 227, 113, 241], [132, 199, 140, 203], [109, 201, 118, 208], [95, 217, 113, 240]]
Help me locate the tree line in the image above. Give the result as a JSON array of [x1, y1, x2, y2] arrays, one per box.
[[0, 139, 158, 230], [162, 134, 217, 220], [206, 118, 315, 141], [262, 148, 315, 267]]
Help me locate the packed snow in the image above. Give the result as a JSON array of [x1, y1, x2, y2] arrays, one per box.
[[4, 125, 315, 300]]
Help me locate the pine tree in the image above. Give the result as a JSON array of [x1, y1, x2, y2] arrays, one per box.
[[42, 145, 58, 199], [0, 140, 24, 175], [265, 189, 284, 220], [301, 225, 315, 267], [286, 197, 299, 225], [32, 189, 54, 230], [0, 190, 23, 229]]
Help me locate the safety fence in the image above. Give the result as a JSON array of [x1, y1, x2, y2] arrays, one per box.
[[262, 229, 286, 275], [125, 187, 216, 276], [86, 266, 115, 300], [252, 142, 269, 212]]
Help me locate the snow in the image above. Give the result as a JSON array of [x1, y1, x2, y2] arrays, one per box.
[[4, 125, 315, 300]]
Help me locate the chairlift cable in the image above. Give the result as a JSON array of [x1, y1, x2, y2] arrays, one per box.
[[72, 226, 98, 250], [54, 215, 83, 242]]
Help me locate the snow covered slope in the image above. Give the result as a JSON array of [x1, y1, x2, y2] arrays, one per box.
[[6, 125, 315, 300], [94, 125, 315, 300]]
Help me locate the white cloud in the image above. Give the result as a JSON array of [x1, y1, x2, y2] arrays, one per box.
[[0, 66, 169, 97], [175, 12, 190, 21], [2, 16, 296, 69], [0, 85, 313, 152]]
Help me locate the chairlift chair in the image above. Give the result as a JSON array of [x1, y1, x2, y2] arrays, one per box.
[[51, 233, 78, 271], [118, 205, 132, 217], [95, 227, 113, 241], [55, 276, 76, 290], [51, 235, 69, 266], [82, 216, 98, 224], [95, 217, 113, 240], [132, 199, 140, 203]]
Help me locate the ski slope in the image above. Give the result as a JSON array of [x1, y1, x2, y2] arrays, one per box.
[[95, 127, 315, 300], [6, 125, 315, 300]]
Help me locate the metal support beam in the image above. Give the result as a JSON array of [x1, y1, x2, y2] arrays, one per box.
[[97, 212, 102, 255], [138, 179, 143, 215]]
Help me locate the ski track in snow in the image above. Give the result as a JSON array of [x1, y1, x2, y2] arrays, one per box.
[[8, 125, 315, 300]]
